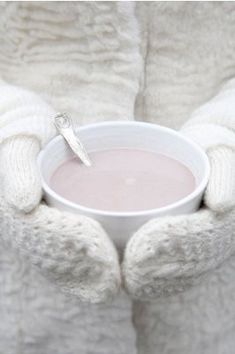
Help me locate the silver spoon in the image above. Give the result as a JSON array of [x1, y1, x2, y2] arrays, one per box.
[[54, 113, 92, 167]]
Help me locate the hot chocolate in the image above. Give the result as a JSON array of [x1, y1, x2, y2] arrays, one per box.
[[50, 148, 195, 212]]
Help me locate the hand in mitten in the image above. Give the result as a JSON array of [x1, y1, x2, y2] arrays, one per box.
[[0, 84, 120, 303], [123, 81, 235, 300]]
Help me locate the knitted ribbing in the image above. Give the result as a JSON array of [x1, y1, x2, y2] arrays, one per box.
[[205, 146, 235, 212], [0, 83, 57, 147], [181, 123, 235, 151], [183, 80, 235, 133], [0, 136, 41, 212]]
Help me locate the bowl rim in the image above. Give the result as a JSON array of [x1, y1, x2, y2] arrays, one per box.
[[37, 121, 210, 218]]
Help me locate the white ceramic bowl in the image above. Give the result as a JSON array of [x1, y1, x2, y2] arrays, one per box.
[[38, 121, 210, 249]]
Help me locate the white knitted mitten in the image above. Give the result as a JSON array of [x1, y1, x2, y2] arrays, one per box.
[[123, 81, 235, 299], [0, 83, 120, 303]]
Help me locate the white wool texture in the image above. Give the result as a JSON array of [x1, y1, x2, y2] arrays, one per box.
[[0, 2, 235, 354]]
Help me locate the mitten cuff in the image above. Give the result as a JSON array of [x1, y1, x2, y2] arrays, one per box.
[[0, 84, 57, 147], [182, 80, 235, 133], [181, 123, 235, 151]]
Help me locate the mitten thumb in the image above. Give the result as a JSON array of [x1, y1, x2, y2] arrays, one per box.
[[205, 145, 235, 212], [0, 136, 41, 212], [0, 84, 57, 212], [182, 124, 235, 213]]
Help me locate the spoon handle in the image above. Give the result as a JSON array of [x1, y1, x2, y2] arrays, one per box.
[[54, 113, 92, 167]]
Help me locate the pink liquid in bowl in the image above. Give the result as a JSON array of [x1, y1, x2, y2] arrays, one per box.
[[50, 148, 196, 212]]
